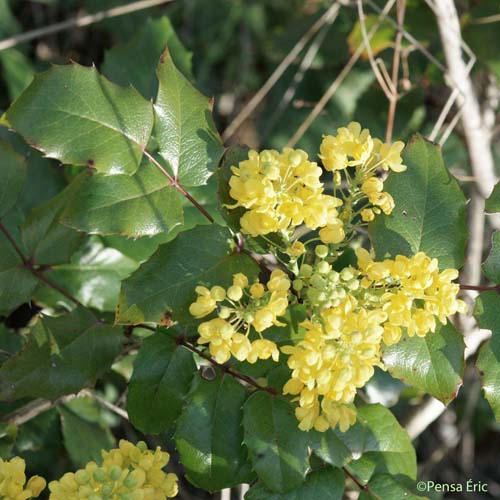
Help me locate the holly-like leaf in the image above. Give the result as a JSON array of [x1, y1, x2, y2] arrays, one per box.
[[246, 467, 345, 500], [103, 16, 192, 99], [486, 181, 500, 213], [127, 330, 196, 434], [59, 405, 114, 468], [61, 167, 183, 237], [175, 372, 254, 491], [475, 291, 500, 421], [483, 231, 500, 284], [311, 404, 416, 483], [0, 308, 123, 401], [358, 474, 428, 500], [370, 135, 467, 269], [0, 139, 26, 217], [243, 392, 309, 493], [382, 323, 464, 404], [116, 224, 260, 325], [154, 50, 223, 187], [35, 237, 139, 312], [3, 64, 153, 175]]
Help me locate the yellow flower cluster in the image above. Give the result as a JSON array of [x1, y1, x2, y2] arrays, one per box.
[[189, 271, 289, 364], [319, 122, 405, 223], [48, 440, 178, 500], [227, 148, 345, 243], [283, 250, 466, 432], [0, 457, 46, 500]]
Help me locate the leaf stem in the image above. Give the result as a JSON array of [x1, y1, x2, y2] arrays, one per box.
[[176, 335, 277, 395], [143, 150, 214, 223], [0, 220, 83, 307], [342, 467, 383, 500]]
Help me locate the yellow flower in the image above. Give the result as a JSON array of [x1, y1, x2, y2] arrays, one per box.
[[361, 208, 375, 222], [319, 219, 345, 244], [0, 457, 46, 500], [368, 191, 395, 214], [49, 440, 178, 500], [361, 177, 383, 196], [378, 141, 406, 172], [287, 241, 306, 257]]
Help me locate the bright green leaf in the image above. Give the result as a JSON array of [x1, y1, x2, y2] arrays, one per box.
[[245, 467, 345, 500], [0, 308, 123, 401], [0, 139, 26, 217], [116, 224, 260, 325], [36, 237, 139, 312], [4, 64, 153, 175], [103, 16, 192, 99], [154, 50, 223, 187], [382, 323, 464, 404], [243, 392, 309, 492], [175, 372, 254, 491], [127, 330, 196, 434], [311, 404, 416, 483], [370, 135, 467, 269], [475, 291, 500, 421], [60, 167, 183, 237], [347, 15, 395, 59]]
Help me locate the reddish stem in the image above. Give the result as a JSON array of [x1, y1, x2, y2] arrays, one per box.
[[460, 284, 500, 293]]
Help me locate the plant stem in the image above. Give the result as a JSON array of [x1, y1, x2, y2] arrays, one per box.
[[0, 220, 83, 307], [342, 467, 383, 500], [177, 335, 277, 395], [460, 284, 500, 293], [143, 150, 214, 223]]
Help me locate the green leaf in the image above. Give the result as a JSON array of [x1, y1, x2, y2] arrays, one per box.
[[475, 291, 500, 421], [154, 50, 223, 187], [4, 64, 153, 175], [245, 467, 345, 500], [116, 224, 260, 325], [347, 15, 395, 59], [486, 181, 500, 213], [60, 167, 183, 237], [370, 135, 467, 269], [382, 323, 464, 404], [243, 392, 309, 493], [311, 404, 416, 483], [358, 474, 428, 500], [127, 330, 196, 434], [102, 16, 192, 99], [0, 231, 38, 315], [483, 231, 500, 283], [21, 186, 82, 266], [175, 372, 254, 491], [59, 405, 114, 468], [0, 139, 26, 217], [0, 49, 34, 100], [0, 308, 123, 401], [36, 237, 139, 312]]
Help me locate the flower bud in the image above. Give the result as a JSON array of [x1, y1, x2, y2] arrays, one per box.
[[315, 245, 329, 259]]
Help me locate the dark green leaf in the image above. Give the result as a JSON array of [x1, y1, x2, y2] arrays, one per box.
[[0, 139, 26, 217], [0, 49, 34, 100], [483, 231, 500, 283], [358, 474, 428, 500], [116, 224, 259, 324], [382, 323, 464, 404], [475, 291, 500, 421], [0, 308, 123, 401], [103, 16, 192, 99], [370, 135, 467, 269], [311, 404, 416, 482], [59, 405, 114, 468], [486, 181, 500, 213], [243, 392, 309, 492], [245, 467, 345, 500], [154, 50, 223, 187], [60, 167, 183, 237], [4, 64, 153, 175], [175, 372, 254, 491], [127, 330, 196, 433]]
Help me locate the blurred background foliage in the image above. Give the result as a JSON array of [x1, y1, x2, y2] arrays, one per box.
[[0, 0, 500, 499]]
